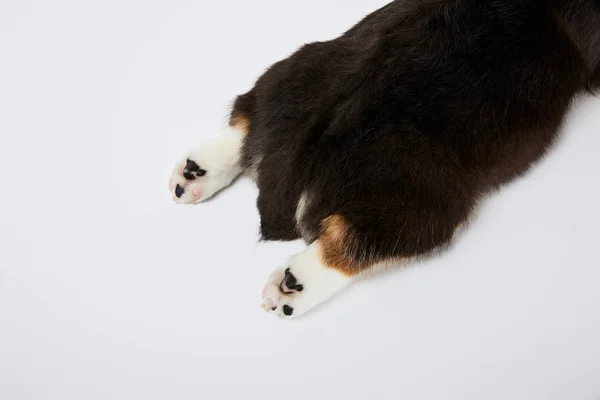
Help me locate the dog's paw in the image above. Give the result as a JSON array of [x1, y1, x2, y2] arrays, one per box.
[[169, 157, 208, 204], [168, 136, 243, 204], [260, 268, 308, 319], [260, 243, 353, 320]]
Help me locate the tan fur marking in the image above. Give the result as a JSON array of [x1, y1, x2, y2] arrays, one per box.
[[320, 214, 415, 276], [229, 113, 250, 136], [319, 214, 364, 276]]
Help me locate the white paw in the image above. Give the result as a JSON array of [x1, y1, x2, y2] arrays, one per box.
[[169, 158, 207, 204], [260, 243, 354, 320], [261, 268, 305, 319], [169, 133, 243, 204]]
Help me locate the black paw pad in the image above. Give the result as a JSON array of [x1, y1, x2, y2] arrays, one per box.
[[283, 305, 294, 316], [280, 268, 303, 293], [183, 159, 207, 180], [175, 184, 185, 198]]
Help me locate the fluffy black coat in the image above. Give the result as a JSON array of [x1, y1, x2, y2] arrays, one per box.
[[232, 0, 600, 271]]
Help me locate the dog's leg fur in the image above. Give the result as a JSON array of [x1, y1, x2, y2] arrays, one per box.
[[261, 206, 469, 319], [168, 116, 250, 204]]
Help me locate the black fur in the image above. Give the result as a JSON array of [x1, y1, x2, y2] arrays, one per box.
[[233, 0, 600, 268]]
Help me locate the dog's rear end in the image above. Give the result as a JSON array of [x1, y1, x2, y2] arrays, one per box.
[[170, 0, 600, 318]]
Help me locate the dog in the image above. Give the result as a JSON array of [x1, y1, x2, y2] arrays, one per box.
[[168, 0, 600, 319]]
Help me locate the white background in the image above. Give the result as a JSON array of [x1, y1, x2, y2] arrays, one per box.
[[1, 0, 599, 399]]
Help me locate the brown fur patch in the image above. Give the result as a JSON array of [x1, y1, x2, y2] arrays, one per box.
[[229, 112, 251, 136], [320, 215, 415, 276], [319, 214, 366, 276]]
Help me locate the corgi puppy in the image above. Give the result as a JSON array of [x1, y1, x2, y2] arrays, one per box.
[[169, 0, 600, 318]]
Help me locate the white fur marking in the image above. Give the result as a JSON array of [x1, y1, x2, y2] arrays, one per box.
[[295, 191, 312, 240], [245, 155, 262, 182]]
